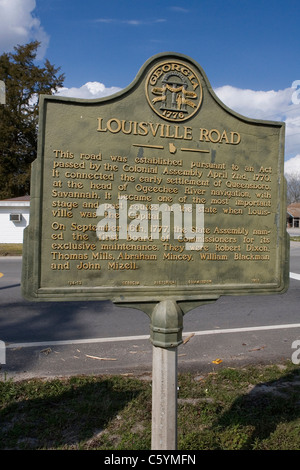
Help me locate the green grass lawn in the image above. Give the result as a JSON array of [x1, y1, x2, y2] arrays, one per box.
[[1, 361, 300, 450], [0, 244, 22, 256]]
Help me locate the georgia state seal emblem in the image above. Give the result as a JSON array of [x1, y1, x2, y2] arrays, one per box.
[[145, 60, 202, 122]]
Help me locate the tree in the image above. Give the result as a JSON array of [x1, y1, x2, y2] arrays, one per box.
[[0, 41, 65, 199], [286, 173, 300, 205]]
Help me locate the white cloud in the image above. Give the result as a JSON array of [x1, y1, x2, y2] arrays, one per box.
[[55, 82, 121, 99], [214, 85, 292, 120], [284, 154, 300, 176], [0, 0, 49, 58], [170, 7, 190, 12], [94, 18, 166, 26], [214, 85, 300, 175]]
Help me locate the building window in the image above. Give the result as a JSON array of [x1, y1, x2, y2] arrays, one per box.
[[9, 213, 22, 222]]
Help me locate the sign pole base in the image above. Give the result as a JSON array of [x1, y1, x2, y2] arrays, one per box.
[[151, 344, 178, 450], [149, 299, 183, 450]]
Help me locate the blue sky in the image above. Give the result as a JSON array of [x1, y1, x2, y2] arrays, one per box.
[[1, 0, 300, 171], [34, 0, 299, 91]]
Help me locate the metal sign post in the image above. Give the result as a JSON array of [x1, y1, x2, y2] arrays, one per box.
[[151, 345, 178, 450], [149, 300, 183, 450], [20, 52, 289, 451]]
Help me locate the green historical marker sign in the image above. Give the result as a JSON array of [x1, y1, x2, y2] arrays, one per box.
[[22, 53, 289, 303]]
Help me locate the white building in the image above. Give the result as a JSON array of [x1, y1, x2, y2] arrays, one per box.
[[0, 196, 30, 243]]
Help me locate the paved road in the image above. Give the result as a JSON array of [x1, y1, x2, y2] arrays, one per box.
[[0, 236, 299, 379]]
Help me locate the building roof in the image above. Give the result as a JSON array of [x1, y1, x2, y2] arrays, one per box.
[[287, 203, 300, 218], [0, 195, 30, 202], [0, 195, 30, 207]]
